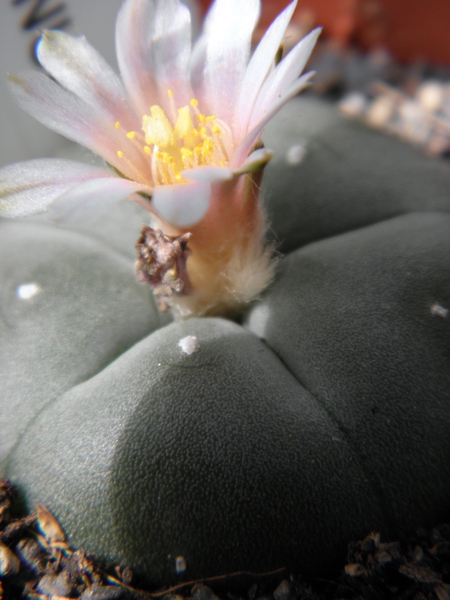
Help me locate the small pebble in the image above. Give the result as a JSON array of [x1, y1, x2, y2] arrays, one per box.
[[80, 585, 126, 599], [192, 584, 220, 600], [339, 92, 367, 117], [37, 570, 74, 597], [431, 303, 449, 318], [175, 555, 186, 573], [273, 579, 292, 600], [366, 95, 395, 128], [376, 551, 392, 564], [416, 81, 444, 112], [247, 583, 258, 600], [398, 100, 429, 142], [345, 563, 367, 577], [414, 545, 424, 562]]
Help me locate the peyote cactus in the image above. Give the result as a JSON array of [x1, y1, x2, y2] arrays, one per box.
[[1, 0, 450, 590]]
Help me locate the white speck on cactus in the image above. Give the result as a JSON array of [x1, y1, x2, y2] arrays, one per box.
[[178, 335, 198, 355], [16, 283, 40, 300], [430, 303, 449, 318], [286, 143, 306, 165], [175, 555, 187, 573]]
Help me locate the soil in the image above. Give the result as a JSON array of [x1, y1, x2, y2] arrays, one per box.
[[1, 479, 450, 600]]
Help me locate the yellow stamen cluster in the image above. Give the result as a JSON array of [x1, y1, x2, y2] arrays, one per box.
[[140, 95, 230, 185]]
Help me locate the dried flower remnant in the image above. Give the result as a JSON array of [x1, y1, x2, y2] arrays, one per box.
[[135, 226, 192, 310], [0, 0, 320, 316]]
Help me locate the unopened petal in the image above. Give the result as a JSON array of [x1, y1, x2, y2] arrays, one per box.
[[202, 0, 260, 124], [231, 72, 314, 168], [0, 159, 114, 218], [116, 0, 158, 116], [152, 180, 210, 227], [234, 0, 297, 139], [232, 147, 273, 174], [37, 30, 139, 132], [249, 27, 321, 131], [181, 165, 233, 182], [49, 177, 152, 225], [8, 72, 150, 182]]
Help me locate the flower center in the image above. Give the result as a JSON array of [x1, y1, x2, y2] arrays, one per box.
[[141, 95, 231, 185]]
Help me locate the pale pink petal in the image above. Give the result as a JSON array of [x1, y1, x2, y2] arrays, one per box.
[[49, 177, 152, 225], [8, 72, 150, 182], [37, 30, 140, 132], [231, 71, 314, 168], [249, 27, 321, 131], [202, 0, 260, 124], [190, 34, 207, 105], [152, 180, 210, 227], [234, 0, 297, 140], [0, 159, 113, 217], [116, 0, 158, 117], [181, 165, 233, 182], [232, 147, 273, 174], [151, 0, 193, 115]]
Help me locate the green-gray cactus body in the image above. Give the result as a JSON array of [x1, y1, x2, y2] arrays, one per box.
[[2, 98, 450, 586]]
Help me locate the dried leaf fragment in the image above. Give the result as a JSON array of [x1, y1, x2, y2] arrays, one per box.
[[344, 562, 366, 577], [36, 504, 66, 544], [0, 542, 20, 575]]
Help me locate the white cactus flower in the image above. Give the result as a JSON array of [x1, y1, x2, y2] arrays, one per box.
[[0, 0, 320, 316]]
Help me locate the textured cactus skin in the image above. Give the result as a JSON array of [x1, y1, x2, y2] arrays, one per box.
[[262, 97, 450, 253], [2, 97, 450, 586]]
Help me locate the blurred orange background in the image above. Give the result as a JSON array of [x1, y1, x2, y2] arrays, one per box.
[[197, 0, 450, 66]]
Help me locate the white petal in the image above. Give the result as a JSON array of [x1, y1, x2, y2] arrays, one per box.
[[37, 30, 139, 132], [232, 147, 273, 174], [152, 181, 210, 227], [181, 165, 233, 182], [231, 71, 314, 168], [8, 72, 150, 181], [49, 177, 152, 225], [190, 34, 207, 104], [234, 0, 297, 140], [116, 0, 158, 117], [0, 159, 114, 218], [249, 27, 321, 131], [151, 0, 193, 114], [202, 0, 260, 124]]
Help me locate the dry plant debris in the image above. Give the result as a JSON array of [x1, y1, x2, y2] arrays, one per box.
[[0, 479, 135, 599], [1, 478, 450, 600], [339, 80, 450, 156]]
